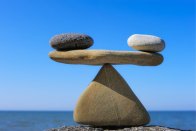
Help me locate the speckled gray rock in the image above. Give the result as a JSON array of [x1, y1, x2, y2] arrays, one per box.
[[127, 34, 165, 52], [47, 126, 183, 131], [50, 33, 93, 51]]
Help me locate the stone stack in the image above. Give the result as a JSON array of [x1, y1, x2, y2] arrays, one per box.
[[49, 33, 165, 127]]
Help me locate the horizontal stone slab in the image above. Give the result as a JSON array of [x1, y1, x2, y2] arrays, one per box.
[[49, 50, 163, 66]]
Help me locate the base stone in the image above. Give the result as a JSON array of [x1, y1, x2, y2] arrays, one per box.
[[48, 126, 183, 131], [74, 64, 150, 126]]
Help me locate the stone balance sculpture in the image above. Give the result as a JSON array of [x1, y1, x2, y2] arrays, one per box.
[[49, 33, 165, 127]]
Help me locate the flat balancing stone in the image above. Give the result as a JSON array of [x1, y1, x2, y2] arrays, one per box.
[[49, 50, 163, 66]]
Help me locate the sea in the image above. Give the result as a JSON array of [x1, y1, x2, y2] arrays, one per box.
[[0, 111, 195, 131]]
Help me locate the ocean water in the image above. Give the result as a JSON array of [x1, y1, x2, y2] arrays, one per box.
[[0, 111, 195, 131]]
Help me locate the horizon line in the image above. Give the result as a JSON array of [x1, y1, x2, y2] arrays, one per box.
[[0, 110, 195, 112]]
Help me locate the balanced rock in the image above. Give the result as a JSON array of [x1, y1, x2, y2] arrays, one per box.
[[49, 50, 163, 66], [127, 34, 165, 52], [50, 33, 93, 51], [74, 64, 150, 126]]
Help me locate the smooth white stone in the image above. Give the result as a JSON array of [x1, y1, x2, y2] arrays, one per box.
[[127, 34, 165, 52]]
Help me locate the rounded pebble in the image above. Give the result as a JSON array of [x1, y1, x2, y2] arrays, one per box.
[[50, 33, 93, 51], [127, 34, 165, 52]]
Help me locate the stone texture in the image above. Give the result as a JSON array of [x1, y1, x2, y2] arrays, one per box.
[[48, 126, 183, 131], [74, 64, 150, 126], [50, 33, 93, 51], [127, 34, 165, 52], [49, 50, 163, 66]]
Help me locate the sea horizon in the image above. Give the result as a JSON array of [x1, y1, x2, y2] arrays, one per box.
[[0, 110, 195, 112], [0, 0, 195, 131], [0, 111, 195, 131]]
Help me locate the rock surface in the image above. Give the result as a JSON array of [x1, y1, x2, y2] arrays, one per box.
[[48, 126, 182, 131], [127, 34, 165, 52], [74, 64, 150, 126], [50, 33, 93, 51], [49, 50, 163, 66]]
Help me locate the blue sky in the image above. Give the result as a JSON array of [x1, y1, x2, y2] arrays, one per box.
[[0, 0, 195, 111]]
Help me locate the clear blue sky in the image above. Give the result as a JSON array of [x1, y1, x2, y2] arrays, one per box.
[[0, 0, 195, 111]]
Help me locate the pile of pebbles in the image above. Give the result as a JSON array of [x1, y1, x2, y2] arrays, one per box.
[[48, 126, 182, 131]]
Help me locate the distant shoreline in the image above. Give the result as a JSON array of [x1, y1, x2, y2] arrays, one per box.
[[0, 111, 195, 130], [0, 110, 195, 112]]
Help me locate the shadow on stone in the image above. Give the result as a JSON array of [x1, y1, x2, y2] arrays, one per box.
[[74, 64, 150, 126]]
